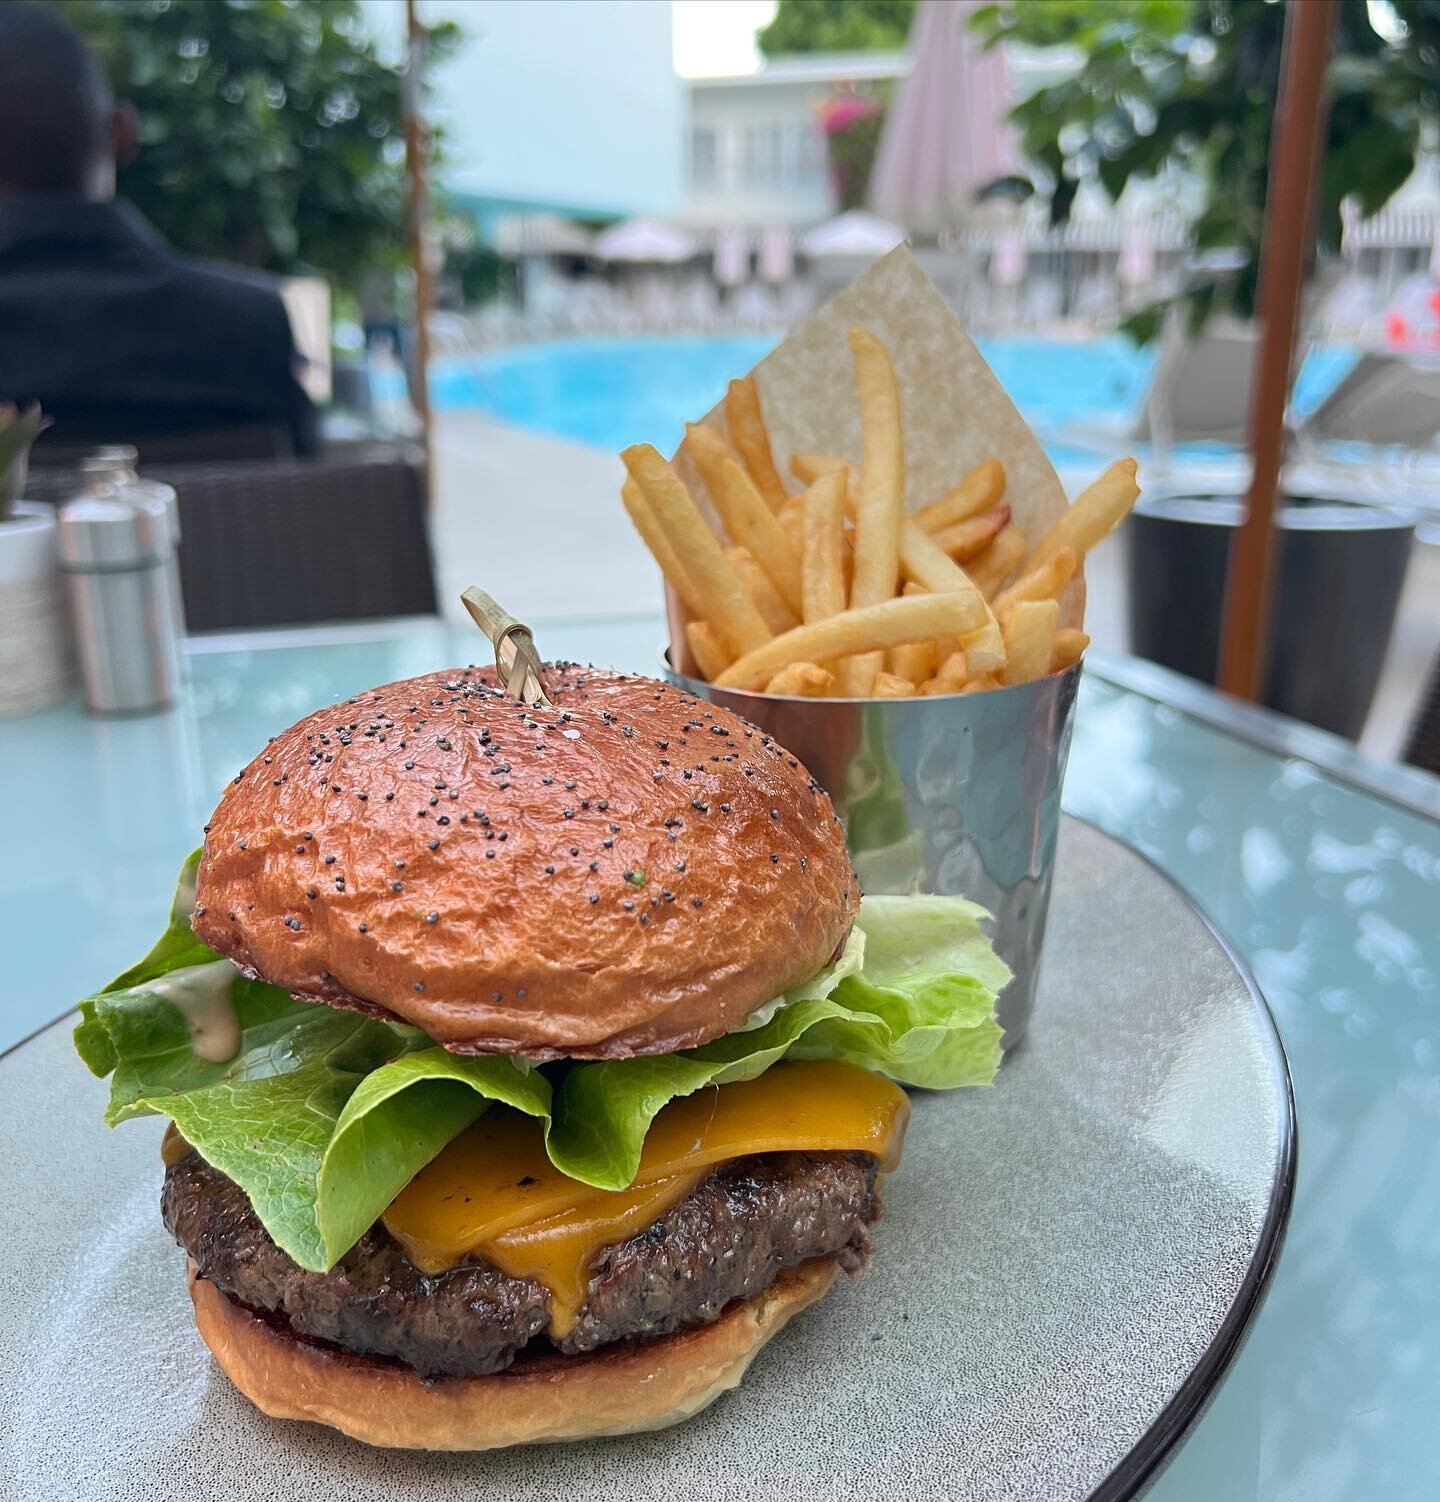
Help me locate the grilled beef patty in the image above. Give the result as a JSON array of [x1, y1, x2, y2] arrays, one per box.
[[163, 1149, 880, 1379]]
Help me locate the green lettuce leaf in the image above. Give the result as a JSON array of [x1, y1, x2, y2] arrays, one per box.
[[74, 851, 551, 1269], [76, 855, 1007, 1271], [546, 895, 1006, 1185]]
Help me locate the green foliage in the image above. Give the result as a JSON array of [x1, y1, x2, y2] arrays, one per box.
[[975, 0, 1440, 340], [60, 0, 458, 293], [759, 0, 918, 55]]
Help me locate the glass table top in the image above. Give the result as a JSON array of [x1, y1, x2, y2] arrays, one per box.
[[2, 615, 1437, 1500]]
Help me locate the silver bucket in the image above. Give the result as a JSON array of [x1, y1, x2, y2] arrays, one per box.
[[662, 652, 1082, 1049]]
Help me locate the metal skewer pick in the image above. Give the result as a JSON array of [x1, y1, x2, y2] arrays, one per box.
[[460, 587, 554, 708]]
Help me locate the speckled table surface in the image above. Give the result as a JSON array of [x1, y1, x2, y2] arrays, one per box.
[[1, 621, 1437, 1499]]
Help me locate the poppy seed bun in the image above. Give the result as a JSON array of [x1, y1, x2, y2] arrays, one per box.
[[187, 1257, 839, 1450], [192, 666, 858, 1059]]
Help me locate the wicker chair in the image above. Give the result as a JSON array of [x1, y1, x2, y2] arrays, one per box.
[[27, 443, 437, 631], [33, 423, 296, 467]]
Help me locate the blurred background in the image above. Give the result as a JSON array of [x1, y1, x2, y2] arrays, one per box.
[[2, 0, 1437, 767]]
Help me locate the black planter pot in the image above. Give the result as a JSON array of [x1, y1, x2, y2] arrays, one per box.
[[1123, 494, 1415, 739]]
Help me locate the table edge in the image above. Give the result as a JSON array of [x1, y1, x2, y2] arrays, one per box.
[[1080, 821, 1298, 1502], [1087, 650, 1439, 822]]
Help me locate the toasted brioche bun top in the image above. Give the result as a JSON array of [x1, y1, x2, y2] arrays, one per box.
[[193, 666, 857, 1058]]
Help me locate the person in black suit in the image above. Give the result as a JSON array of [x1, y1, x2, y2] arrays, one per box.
[[0, 3, 317, 455]]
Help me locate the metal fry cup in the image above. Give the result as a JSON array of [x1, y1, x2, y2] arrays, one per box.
[[662, 652, 1082, 1049]]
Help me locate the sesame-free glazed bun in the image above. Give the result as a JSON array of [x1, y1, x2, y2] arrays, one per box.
[[193, 667, 857, 1059], [188, 1257, 838, 1450]]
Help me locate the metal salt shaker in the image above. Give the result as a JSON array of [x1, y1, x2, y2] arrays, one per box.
[[56, 492, 180, 713], [82, 446, 185, 636]]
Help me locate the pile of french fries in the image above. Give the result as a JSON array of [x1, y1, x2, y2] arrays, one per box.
[[620, 326, 1140, 698]]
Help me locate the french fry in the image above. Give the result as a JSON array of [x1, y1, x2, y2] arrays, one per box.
[[933, 503, 1011, 562], [993, 546, 1078, 615], [935, 650, 968, 686], [685, 620, 732, 681], [917, 651, 969, 696], [1031, 458, 1140, 565], [913, 458, 1005, 532], [959, 674, 999, 694], [620, 478, 707, 622], [968, 525, 1028, 599], [789, 451, 853, 487], [1000, 599, 1059, 685], [725, 375, 789, 511], [726, 546, 799, 634], [898, 518, 986, 600], [958, 618, 1006, 677], [839, 327, 905, 696], [1052, 627, 1091, 672], [716, 591, 982, 692], [800, 469, 847, 624], [871, 672, 916, 699], [778, 494, 806, 555], [887, 639, 938, 686], [898, 583, 954, 665], [765, 661, 834, 697], [622, 444, 770, 658], [712, 458, 804, 617], [682, 421, 742, 510]]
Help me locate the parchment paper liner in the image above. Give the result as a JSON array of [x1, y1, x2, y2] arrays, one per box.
[[663, 245, 1082, 678]]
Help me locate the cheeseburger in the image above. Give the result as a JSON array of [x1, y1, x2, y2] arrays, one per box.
[[76, 665, 1006, 1450]]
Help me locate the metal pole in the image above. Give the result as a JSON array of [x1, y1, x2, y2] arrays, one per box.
[[1216, 0, 1336, 701], [404, 0, 434, 505]]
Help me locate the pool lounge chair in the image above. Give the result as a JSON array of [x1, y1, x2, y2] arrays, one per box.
[[1063, 316, 1262, 455], [1294, 350, 1440, 453]]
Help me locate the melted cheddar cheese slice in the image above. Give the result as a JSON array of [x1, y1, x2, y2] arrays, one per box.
[[382, 1059, 909, 1336]]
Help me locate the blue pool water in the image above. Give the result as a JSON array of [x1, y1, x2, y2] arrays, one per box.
[[428, 333, 1353, 467]]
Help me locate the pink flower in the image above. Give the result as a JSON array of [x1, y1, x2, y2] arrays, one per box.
[[821, 97, 880, 135]]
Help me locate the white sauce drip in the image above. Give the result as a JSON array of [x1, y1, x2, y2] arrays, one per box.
[[150, 960, 242, 1063], [173, 862, 198, 922]]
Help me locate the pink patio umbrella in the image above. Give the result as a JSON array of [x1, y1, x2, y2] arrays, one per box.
[[869, 0, 1019, 234]]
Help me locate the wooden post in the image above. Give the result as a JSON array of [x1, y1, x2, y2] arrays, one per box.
[[404, 0, 434, 505], [1216, 0, 1336, 700]]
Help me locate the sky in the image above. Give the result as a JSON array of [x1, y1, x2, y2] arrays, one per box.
[[672, 0, 777, 78]]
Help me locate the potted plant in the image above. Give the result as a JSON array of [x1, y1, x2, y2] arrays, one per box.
[[0, 404, 73, 714]]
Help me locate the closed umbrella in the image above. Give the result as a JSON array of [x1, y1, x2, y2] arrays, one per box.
[[712, 227, 750, 289], [759, 227, 795, 285], [869, 0, 1018, 234], [1117, 223, 1156, 289], [592, 219, 699, 264]]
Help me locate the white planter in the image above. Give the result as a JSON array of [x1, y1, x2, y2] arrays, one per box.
[[0, 501, 74, 715]]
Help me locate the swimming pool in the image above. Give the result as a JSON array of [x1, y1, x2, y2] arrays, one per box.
[[427, 333, 1351, 468]]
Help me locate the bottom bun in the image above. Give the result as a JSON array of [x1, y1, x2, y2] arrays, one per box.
[[188, 1256, 839, 1451]]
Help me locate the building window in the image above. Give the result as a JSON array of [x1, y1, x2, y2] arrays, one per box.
[[690, 126, 718, 188], [742, 122, 784, 188], [781, 121, 821, 186]]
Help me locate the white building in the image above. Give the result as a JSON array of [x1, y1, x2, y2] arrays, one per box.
[[682, 53, 905, 228], [367, 0, 683, 226]]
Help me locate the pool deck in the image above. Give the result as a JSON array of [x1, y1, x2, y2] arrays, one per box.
[[432, 410, 660, 629], [432, 409, 1436, 763]]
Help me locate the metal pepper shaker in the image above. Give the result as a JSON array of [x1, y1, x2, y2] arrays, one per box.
[[56, 493, 179, 713]]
